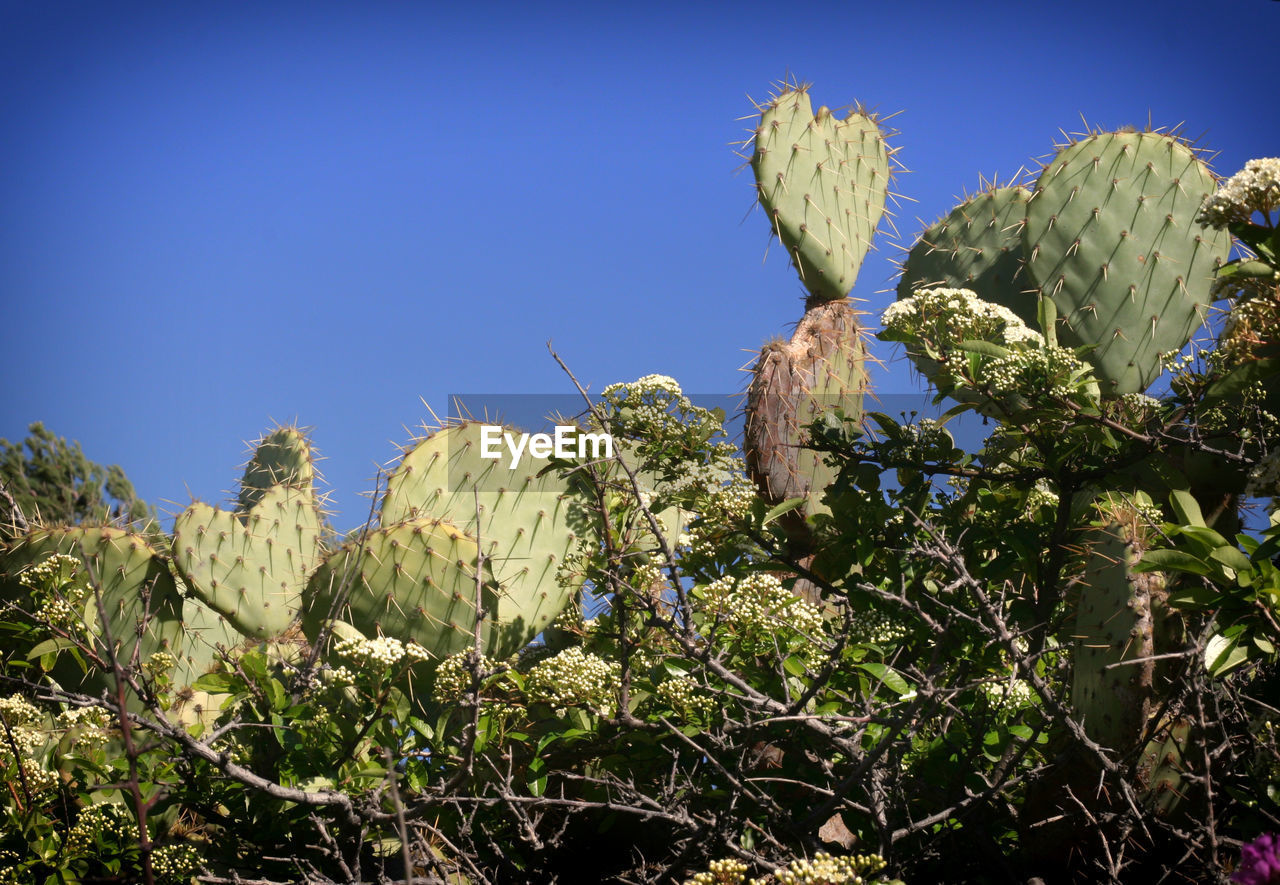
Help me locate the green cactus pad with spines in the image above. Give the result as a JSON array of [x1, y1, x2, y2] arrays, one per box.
[[898, 185, 1035, 327], [173, 484, 322, 640], [172, 597, 246, 686], [0, 526, 185, 692], [752, 84, 890, 304], [1137, 719, 1190, 818], [1070, 513, 1161, 752], [745, 300, 868, 520], [381, 422, 585, 648], [303, 517, 501, 662], [237, 427, 315, 512], [1024, 131, 1231, 394]]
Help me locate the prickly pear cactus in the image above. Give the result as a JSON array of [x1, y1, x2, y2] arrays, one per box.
[[745, 300, 869, 521], [173, 428, 323, 640], [173, 485, 322, 640], [381, 421, 585, 648], [1137, 719, 1190, 818], [304, 517, 500, 662], [0, 526, 186, 695], [1024, 130, 1231, 394], [898, 184, 1035, 327], [1070, 503, 1163, 753], [752, 83, 891, 304], [237, 426, 315, 512]]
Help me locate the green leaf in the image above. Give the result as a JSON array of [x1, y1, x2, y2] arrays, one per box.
[[782, 655, 808, 678], [1037, 294, 1058, 348], [763, 497, 806, 526], [1168, 489, 1206, 528], [1207, 357, 1280, 399], [856, 662, 910, 698], [1205, 633, 1250, 676], [1008, 724, 1034, 742], [1175, 525, 1232, 549], [1168, 585, 1221, 608], [26, 636, 80, 660], [1136, 549, 1212, 576], [957, 339, 1012, 359], [1209, 545, 1252, 573], [192, 672, 239, 693]]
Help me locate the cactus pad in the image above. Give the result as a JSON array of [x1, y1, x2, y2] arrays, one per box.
[[1024, 131, 1230, 393], [752, 84, 891, 304], [898, 185, 1035, 327], [304, 517, 500, 662], [0, 526, 185, 691], [237, 426, 316, 512], [381, 422, 585, 647], [1071, 511, 1161, 752], [173, 484, 321, 640]]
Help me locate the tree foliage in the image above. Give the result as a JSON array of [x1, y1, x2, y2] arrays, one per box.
[[0, 422, 152, 536]]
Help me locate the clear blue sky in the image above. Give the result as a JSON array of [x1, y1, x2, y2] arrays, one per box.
[[2, 0, 1276, 532]]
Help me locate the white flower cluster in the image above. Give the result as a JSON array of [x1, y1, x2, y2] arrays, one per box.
[[327, 665, 356, 687], [981, 345, 1089, 400], [1108, 392, 1162, 425], [684, 857, 749, 885], [602, 374, 698, 437], [602, 373, 684, 400], [17, 552, 82, 591], [628, 559, 669, 597], [1197, 158, 1280, 228], [1218, 290, 1280, 367], [18, 553, 88, 628], [885, 417, 952, 462], [15, 759, 58, 794], [56, 705, 112, 749], [551, 604, 587, 634], [332, 635, 431, 671], [851, 609, 910, 646], [655, 676, 717, 720], [981, 677, 1035, 712], [701, 573, 824, 639], [525, 647, 620, 715], [0, 850, 19, 885], [882, 287, 1043, 351], [151, 842, 203, 884], [0, 695, 47, 759], [771, 851, 889, 885], [705, 476, 758, 520], [1022, 483, 1060, 518], [144, 651, 176, 677], [1094, 493, 1163, 531], [685, 479, 760, 559], [65, 803, 134, 855], [432, 650, 501, 703]]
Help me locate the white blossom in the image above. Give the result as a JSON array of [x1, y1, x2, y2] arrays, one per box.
[[1198, 158, 1280, 227]]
